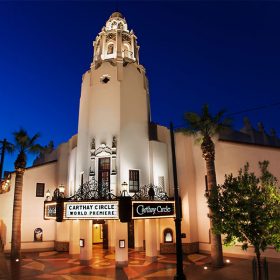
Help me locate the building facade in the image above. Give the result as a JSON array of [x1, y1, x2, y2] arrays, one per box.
[[0, 12, 279, 264]]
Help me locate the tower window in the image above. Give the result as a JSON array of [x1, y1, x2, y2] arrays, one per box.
[[100, 75, 110, 84], [129, 170, 139, 192]]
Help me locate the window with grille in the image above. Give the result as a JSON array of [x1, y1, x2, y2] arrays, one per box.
[[36, 183, 45, 197], [129, 170, 139, 192]]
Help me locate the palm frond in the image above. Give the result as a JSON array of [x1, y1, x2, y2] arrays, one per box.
[[28, 144, 44, 154], [182, 104, 233, 139], [29, 133, 40, 146]]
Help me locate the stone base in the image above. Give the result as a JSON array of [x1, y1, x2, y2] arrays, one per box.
[[146, 256, 157, 262], [160, 242, 199, 254], [116, 261, 128, 268], [134, 246, 144, 251], [70, 253, 80, 259], [54, 241, 69, 252], [80, 259, 92, 266]]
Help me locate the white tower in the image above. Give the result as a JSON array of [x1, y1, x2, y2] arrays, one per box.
[[75, 12, 151, 196]]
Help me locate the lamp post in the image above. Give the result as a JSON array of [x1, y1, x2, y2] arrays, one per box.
[[58, 184, 65, 197], [45, 189, 52, 201], [170, 122, 186, 280], [121, 181, 128, 196]]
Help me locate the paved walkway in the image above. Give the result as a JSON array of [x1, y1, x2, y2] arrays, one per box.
[[0, 246, 279, 279]]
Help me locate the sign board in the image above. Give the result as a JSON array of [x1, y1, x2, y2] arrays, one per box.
[[132, 201, 175, 219], [64, 201, 119, 220], [44, 202, 57, 220]]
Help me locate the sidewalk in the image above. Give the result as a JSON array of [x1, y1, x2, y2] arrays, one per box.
[[0, 248, 279, 280]]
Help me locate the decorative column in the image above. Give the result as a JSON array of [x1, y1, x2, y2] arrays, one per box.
[[156, 219, 160, 253], [69, 220, 80, 257], [134, 220, 144, 251], [80, 220, 92, 265], [111, 136, 117, 195], [108, 220, 116, 251], [55, 221, 70, 252], [114, 220, 128, 267], [145, 219, 157, 262], [89, 138, 95, 181]]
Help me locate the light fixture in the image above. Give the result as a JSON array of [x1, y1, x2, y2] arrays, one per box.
[[226, 259, 230, 263], [121, 181, 128, 196], [15, 259, 19, 262], [203, 266, 208, 270], [45, 189, 51, 201]]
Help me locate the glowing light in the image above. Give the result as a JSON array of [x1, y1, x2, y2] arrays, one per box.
[[226, 259, 230, 263], [203, 266, 208, 270], [15, 259, 19, 262]]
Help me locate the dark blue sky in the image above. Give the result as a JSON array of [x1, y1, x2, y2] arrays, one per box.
[[1, 1, 280, 171]]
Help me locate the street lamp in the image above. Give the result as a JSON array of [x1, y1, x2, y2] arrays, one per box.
[[170, 122, 186, 280]]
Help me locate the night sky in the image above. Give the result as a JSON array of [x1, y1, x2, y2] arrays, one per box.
[[1, 1, 280, 171]]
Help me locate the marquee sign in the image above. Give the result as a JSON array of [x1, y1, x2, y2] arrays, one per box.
[[44, 202, 57, 220], [132, 201, 175, 219], [64, 201, 119, 220]]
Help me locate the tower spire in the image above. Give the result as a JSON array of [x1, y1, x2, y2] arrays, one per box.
[[91, 12, 139, 68]]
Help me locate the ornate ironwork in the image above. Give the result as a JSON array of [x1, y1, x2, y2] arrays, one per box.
[[132, 184, 169, 201], [69, 179, 117, 201]]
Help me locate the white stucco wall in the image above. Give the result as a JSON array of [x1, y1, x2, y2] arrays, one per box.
[[0, 161, 57, 251], [177, 133, 280, 258]]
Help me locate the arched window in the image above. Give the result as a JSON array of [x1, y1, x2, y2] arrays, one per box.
[[118, 22, 123, 29], [107, 43, 114, 55], [123, 44, 131, 58], [34, 228, 43, 242], [111, 21, 117, 29], [163, 228, 173, 243]]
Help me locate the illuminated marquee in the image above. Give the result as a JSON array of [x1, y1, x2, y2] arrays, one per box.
[[44, 202, 57, 220], [132, 201, 175, 219], [64, 201, 119, 220]]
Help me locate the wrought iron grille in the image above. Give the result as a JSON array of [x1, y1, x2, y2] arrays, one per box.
[[132, 184, 169, 201], [69, 179, 117, 201]]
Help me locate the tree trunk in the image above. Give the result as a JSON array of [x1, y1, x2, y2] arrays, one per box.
[[206, 157, 224, 267], [11, 152, 26, 260], [256, 250, 262, 280]]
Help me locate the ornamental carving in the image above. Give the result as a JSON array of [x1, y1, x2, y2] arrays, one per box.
[[91, 138, 95, 150], [112, 136, 117, 148]]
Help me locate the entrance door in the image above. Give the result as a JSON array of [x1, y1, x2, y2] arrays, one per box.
[[128, 220, 135, 249], [102, 224, 109, 249], [98, 158, 110, 198]]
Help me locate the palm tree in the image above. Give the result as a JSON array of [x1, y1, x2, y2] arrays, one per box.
[[181, 104, 231, 267], [10, 129, 42, 260], [0, 139, 14, 180]]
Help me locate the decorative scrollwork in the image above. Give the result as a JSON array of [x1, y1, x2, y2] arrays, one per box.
[[132, 184, 169, 201], [69, 179, 117, 201]]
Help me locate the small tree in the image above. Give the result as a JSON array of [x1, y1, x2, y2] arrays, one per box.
[[208, 161, 280, 280]]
